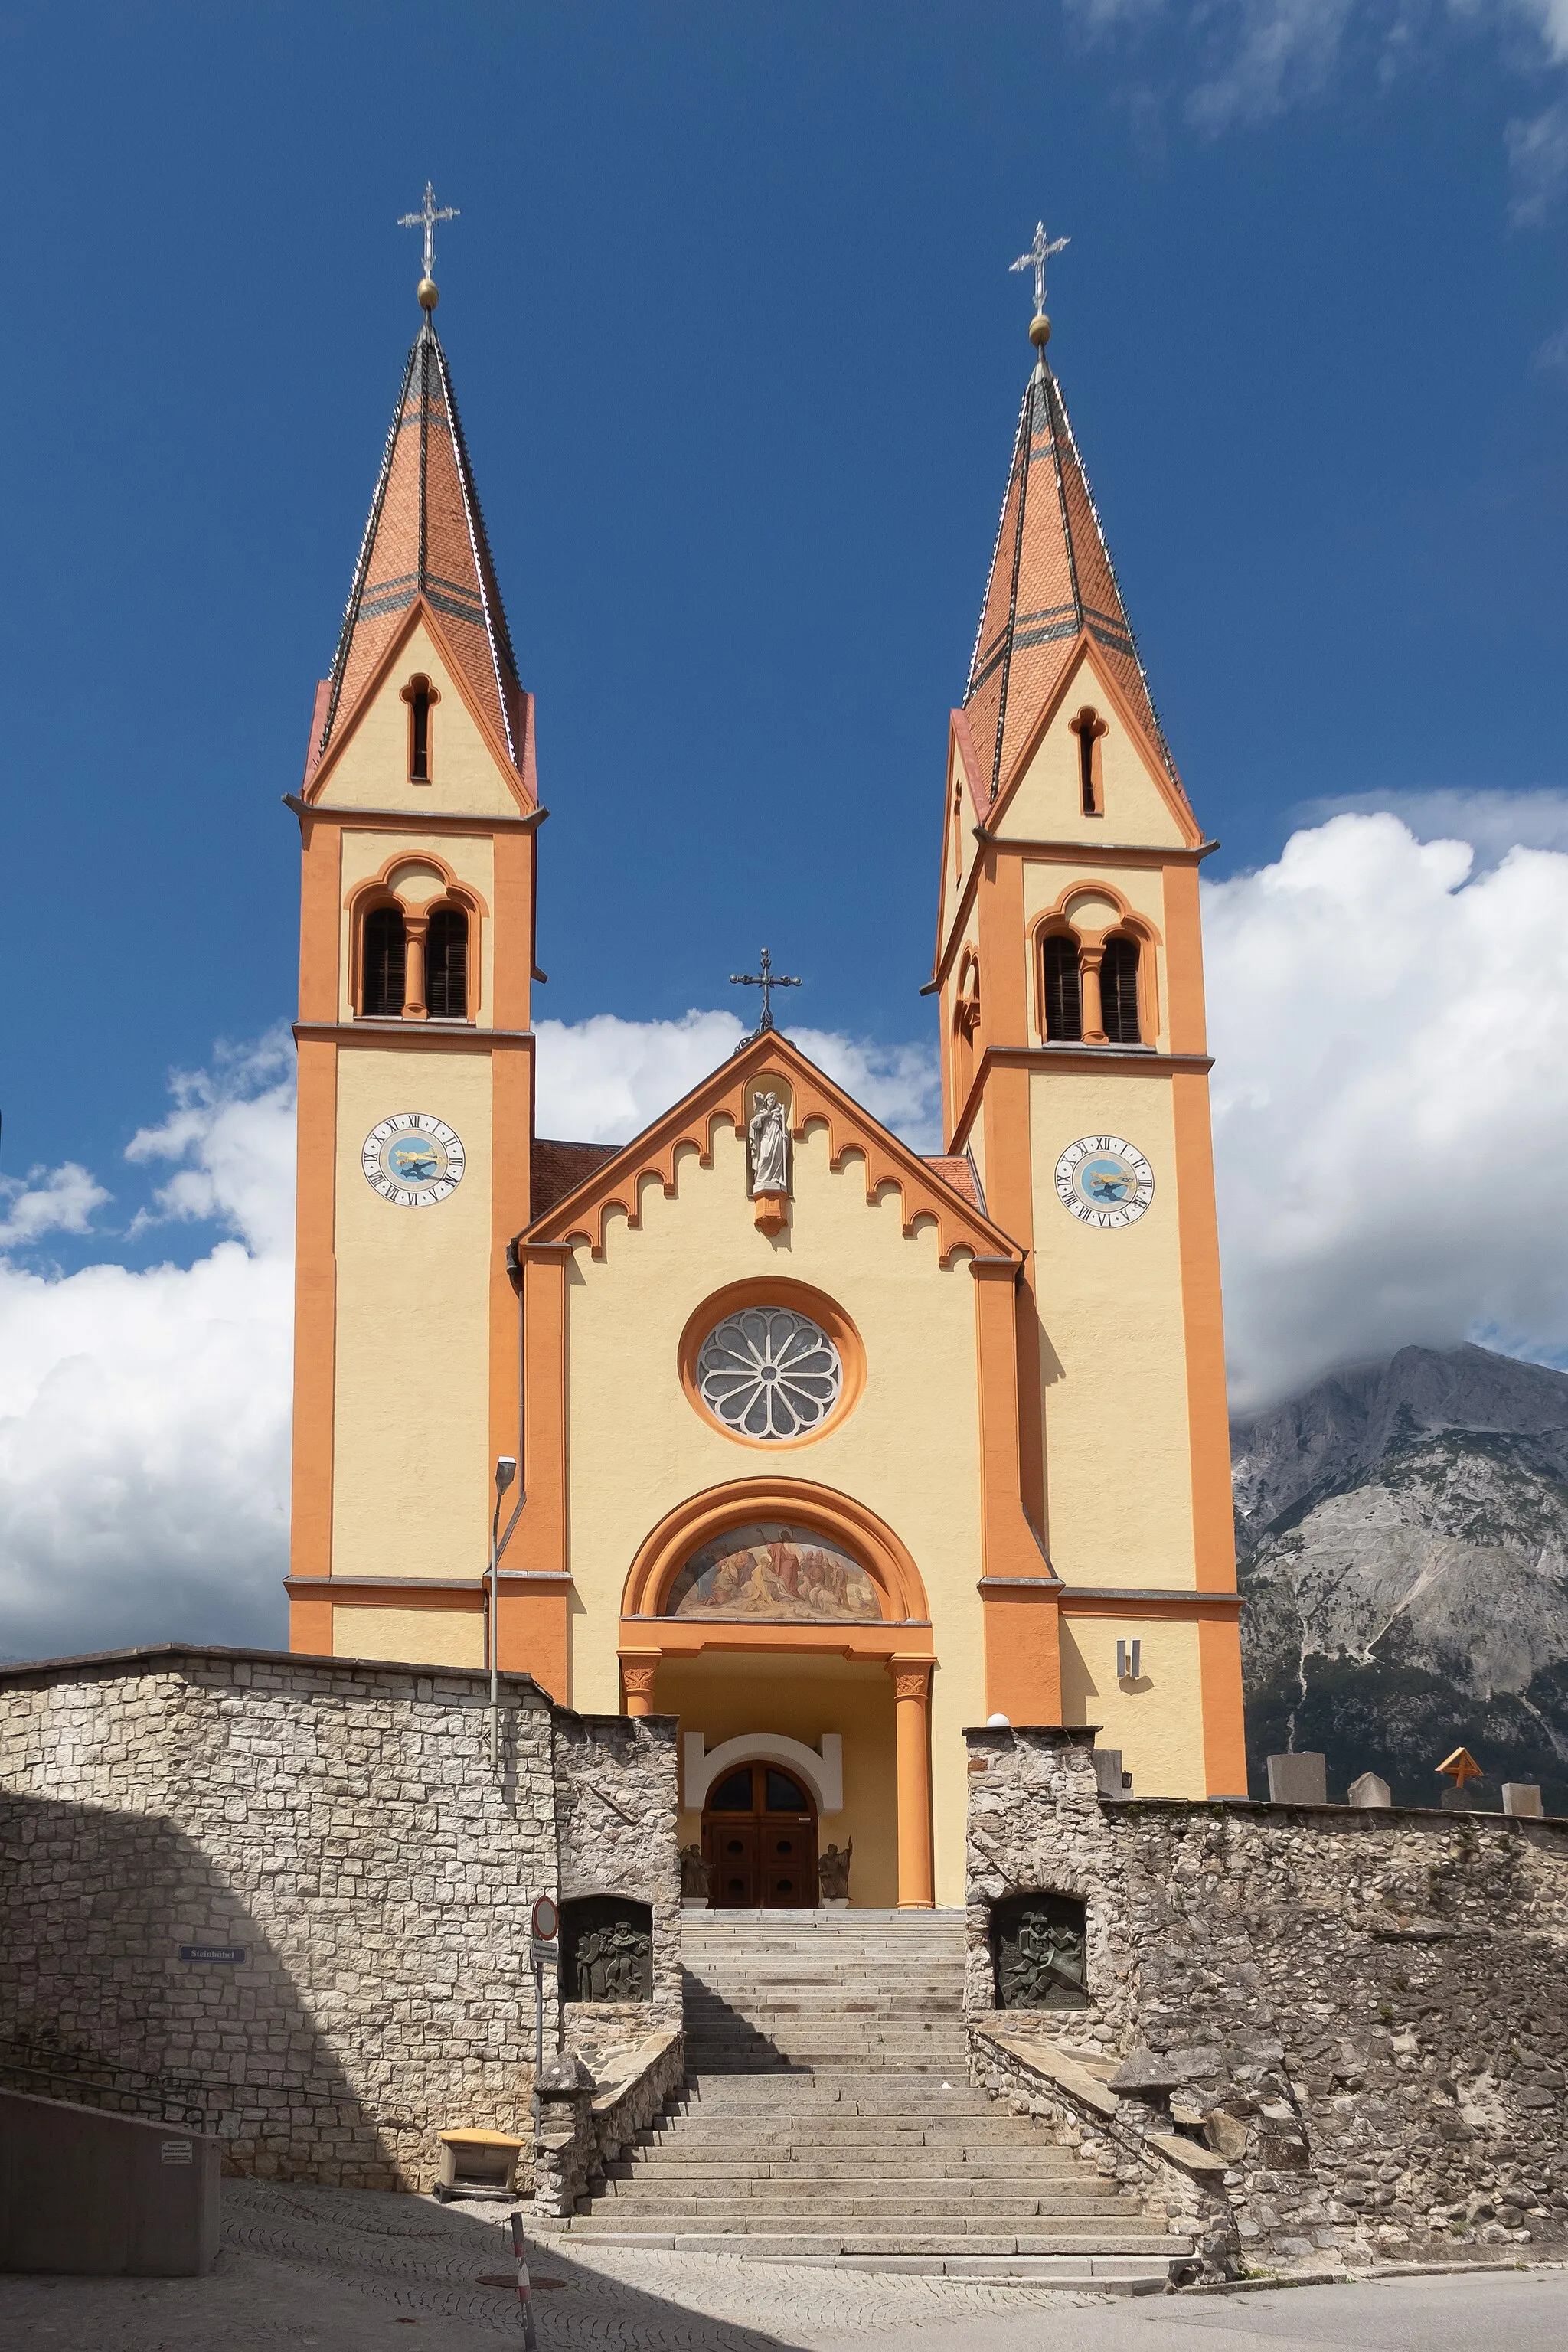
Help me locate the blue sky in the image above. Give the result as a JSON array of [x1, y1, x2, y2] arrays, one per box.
[[5, 0, 1566, 1263]]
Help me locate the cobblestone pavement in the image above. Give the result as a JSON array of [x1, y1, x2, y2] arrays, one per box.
[[2, 2184, 1565, 2352], [0, 2179, 1105, 2350]]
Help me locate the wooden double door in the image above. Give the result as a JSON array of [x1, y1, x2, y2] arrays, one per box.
[[701, 1762, 818, 1908]]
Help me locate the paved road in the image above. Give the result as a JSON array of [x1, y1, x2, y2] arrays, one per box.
[[0, 2181, 1562, 2350]]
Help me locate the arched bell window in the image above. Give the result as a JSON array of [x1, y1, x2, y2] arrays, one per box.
[[426, 906, 469, 1020], [362, 905, 407, 1018], [1100, 936, 1141, 1044], [1042, 933, 1082, 1043]]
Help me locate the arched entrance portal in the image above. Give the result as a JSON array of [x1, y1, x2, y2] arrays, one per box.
[[702, 1762, 818, 1908]]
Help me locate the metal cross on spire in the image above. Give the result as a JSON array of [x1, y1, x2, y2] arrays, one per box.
[[730, 947, 802, 1036], [399, 180, 460, 283], [1011, 219, 1070, 319]]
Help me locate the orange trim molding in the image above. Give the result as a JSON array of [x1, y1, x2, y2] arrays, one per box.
[[620, 1475, 931, 1628], [529, 1029, 1019, 1274]]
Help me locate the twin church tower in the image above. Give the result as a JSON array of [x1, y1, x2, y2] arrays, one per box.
[[285, 223, 1246, 1907]]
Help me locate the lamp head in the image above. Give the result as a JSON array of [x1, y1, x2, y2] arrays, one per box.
[[495, 1456, 518, 1493]]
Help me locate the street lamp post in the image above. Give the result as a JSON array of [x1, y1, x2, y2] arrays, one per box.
[[489, 1455, 517, 1767]]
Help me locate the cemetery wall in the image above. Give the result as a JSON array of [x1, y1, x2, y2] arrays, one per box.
[[0, 1647, 672, 2192], [965, 1723, 1568, 2272]]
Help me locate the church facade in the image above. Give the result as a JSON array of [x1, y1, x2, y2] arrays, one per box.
[[285, 271, 1246, 1910]]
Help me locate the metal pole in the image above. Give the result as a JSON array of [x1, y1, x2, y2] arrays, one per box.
[[488, 1457, 517, 1771], [534, 1957, 545, 2098], [488, 1501, 500, 1769]]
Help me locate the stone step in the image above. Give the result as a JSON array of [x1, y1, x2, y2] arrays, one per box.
[[738, 2253, 1178, 2292], [629, 2150, 1081, 2176], [554, 2224, 1191, 2256], [594, 2182, 1132, 2201]]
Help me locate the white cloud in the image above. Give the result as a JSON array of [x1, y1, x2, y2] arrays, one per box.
[[533, 1012, 942, 1155], [1298, 785, 1568, 866], [1066, 0, 1568, 185], [1205, 812, 1568, 1409], [1539, 319, 1568, 376], [1507, 100, 1568, 222], [0, 1162, 110, 1250], [0, 1042, 297, 1664]]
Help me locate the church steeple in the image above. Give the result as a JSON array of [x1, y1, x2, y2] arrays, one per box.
[[308, 309, 524, 783], [963, 325, 1179, 809]]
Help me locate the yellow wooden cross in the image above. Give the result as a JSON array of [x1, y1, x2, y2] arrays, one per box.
[[1437, 1746, 1483, 1788]]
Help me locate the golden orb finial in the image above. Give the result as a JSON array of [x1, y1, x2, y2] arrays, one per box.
[[417, 276, 439, 312], [1029, 312, 1051, 348]]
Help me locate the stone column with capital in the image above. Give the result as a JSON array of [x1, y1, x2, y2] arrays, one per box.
[[401, 912, 429, 1020], [1078, 944, 1106, 1044], [890, 1658, 935, 1908]]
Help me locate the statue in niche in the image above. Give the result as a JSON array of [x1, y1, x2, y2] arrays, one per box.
[[748, 1091, 791, 1197], [992, 1892, 1089, 2011], [560, 1895, 653, 2003], [679, 1844, 712, 1900], [817, 1840, 852, 1903]]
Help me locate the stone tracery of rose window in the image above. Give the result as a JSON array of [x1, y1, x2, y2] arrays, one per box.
[[694, 1306, 843, 1441]]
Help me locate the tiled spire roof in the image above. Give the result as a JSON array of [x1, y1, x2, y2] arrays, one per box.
[[315, 315, 522, 771], [964, 353, 1180, 805]]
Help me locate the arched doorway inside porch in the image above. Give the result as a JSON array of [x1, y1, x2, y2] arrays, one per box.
[[701, 1762, 818, 1908]]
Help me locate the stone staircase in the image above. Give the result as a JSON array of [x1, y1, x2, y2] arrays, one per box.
[[550, 1908, 1189, 2285]]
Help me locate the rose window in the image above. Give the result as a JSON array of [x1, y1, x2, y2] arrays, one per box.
[[695, 1307, 843, 1441]]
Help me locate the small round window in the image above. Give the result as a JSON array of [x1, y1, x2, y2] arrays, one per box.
[[695, 1306, 843, 1442]]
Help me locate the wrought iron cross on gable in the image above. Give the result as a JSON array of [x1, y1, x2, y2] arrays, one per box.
[[399, 181, 460, 279], [730, 947, 802, 1035]]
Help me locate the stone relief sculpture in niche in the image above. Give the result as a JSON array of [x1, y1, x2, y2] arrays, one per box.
[[817, 1840, 852, 1903], [665, 1524, 882, 1622], [747, 1090, 792, 1197], [991, 1892, 1089, 2010], [559, 1896, 654, 2003]]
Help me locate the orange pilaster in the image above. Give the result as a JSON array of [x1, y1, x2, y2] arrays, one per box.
[[498, 1573, 572, 1707], [978, 1582, 1063, 1726], [891, 1659, 935, 1909]]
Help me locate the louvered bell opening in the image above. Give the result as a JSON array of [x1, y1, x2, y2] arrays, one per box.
[[1042, 933, 1082, 1042], [363, 906, 407, 1018], [426, 906, 469, 1020], [1100, 936, 1141, 1044]]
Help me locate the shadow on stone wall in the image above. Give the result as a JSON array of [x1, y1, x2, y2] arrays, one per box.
[[0, 1788, 499, 2191]]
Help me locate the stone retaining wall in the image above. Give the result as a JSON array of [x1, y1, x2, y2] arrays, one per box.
[[965, 1723, 1568, 2273], [0, 1647, 678, 2193]]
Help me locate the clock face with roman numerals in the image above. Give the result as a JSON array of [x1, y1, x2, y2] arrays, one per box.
[[362, 1114, 466, 1207], [1054, 1135, 1155, 1227]]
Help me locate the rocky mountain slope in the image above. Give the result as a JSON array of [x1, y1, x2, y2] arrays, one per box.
[[1232, 1344, 1568, 1811]]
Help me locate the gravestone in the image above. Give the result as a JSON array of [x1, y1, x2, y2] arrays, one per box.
[[1266, 1752, 1328, 1805], [1093, 1749, 1132, 1798], [1502, 1782, 1544, 1818], [1348, 1772, 1391, 1808]]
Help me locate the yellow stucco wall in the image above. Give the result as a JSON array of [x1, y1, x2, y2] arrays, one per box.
[[315, 619, 520, 819], [332, 1605, 485, 1670], [1027, 1068, 1196, 1589], [1059, 1617, 1206, 1799], [561, 1114, 985, 1906], [331, 1047, 495, 1580], [998, 668, 1189, 850], [661, 1655, 901, 1910], [337, 828, 497, 1027]]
